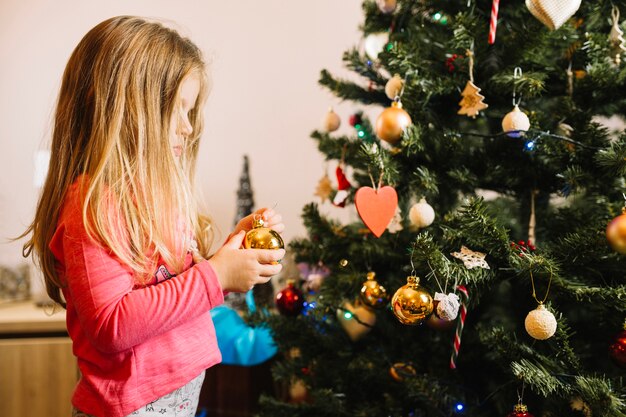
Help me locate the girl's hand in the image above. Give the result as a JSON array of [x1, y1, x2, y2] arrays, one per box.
[[208, 231, 285, 293], [233, 207, 285, 236]]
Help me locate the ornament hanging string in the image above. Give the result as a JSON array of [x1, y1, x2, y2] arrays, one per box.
[[450, 285, 469, 369], [467, 48, 475, 83], [529, 265, 553, 305], [512, 67, 523, 107], [566, 62, 574, 97], [528, 189, 537, 246], [488, 0, 500, 44]]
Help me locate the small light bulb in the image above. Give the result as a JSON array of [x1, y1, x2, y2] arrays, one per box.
[[358, 130, 365, 138], [525, 140, 535, 150], [344, 311, 353, 319], [433, 12, 442, 20], [455, 403, 464, 412]]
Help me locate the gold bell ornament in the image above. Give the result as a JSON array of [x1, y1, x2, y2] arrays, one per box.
[[244, 216, 284, 263], [360, 271, 390, 309], [391, 275, 434, 325], [375, 98, 412, 145]]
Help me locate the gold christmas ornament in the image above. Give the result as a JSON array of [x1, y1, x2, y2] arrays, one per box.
[[525, 0, 581, 30], [606, 209, 626, 254], [375, 100, 412, 144], [336, 301, 376, 341], [385, 74, 404, 100], [609, 6, 626, 65], [408, 198, 435, 229], [391, 276, 434, 325], [502, 105, 531, 137], [525, 304, 558, 340], [323, 108, 341, 132], [360, 272, 390, 309], [389, 362, 416, 381], [458, 81, 488, 118], [244, 217, 285, 261], [314, 172, 333, 203], [376, 0, 397, 14]]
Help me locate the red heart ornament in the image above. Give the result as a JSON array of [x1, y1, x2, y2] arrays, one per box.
[[355, 186, 398, 238]]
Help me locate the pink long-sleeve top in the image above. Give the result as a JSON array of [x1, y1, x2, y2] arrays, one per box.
[[49, 179, 224, 417]]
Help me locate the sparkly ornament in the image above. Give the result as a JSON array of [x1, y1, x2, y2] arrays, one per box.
[[609, 323, 626, 368], [333, 165, 351, 207], [314, 172, 333, 203], [244, 217, 285, 258], [384, 74, 404, 100], [610, 6, 626, 65], [323, 108, 341, 132], [606, 209, 626, 254], [376, 0, 397, 14], [389, 362, 416, 381], [375, 99, 412, 144], [364, 32, 389, 60], [360, 272, 390, 309], [337, 301, 376, 341], [275, 281, 304, 316], [525, 0, 581, 30], [408, 198, 435, 229], [451, 246, 490, 270], [507, 403, 535, 417], [433, 292, 460, 321], [355, 185, 398, 238], [502, 105, 531, 137], [525, 304, 557, 340], [391, 275, 434, 325]]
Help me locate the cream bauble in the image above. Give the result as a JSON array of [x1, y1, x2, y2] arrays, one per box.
[[525, 0, 581, 30], [376, 0, 397, 14], [364, 32, 389, 60], [385, 74, 404, 100], [502, 105, 530, 137], [525, 304, 557, 340], [323, 108, 341, 132], [409, 198, 435, 228]]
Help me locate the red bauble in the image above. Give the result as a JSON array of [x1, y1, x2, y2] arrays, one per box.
[[506, 404, 534, 417], [349, 113, 363, 127], [609, 329, 626, 368], [275, 281, 304, 316]]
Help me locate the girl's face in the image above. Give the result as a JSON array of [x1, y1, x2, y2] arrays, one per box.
[[170, 73, 200, 158]]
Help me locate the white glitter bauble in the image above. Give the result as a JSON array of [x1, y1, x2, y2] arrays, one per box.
[[385, 74, 404, 100], [409, 198, 435, 228], [525, 304, 557, 340], [502, 105, 530, 137]]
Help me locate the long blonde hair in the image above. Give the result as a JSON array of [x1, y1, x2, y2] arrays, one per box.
[[21, 16, 213, 307]]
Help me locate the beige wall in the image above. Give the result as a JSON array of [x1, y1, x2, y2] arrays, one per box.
[[0, 0, 367, 267]]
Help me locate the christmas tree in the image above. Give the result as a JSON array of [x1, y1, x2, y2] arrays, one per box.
[[259, 0, 626, 416]]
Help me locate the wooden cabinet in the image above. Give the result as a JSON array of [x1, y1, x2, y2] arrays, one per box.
[[0, 302, 78, 417]]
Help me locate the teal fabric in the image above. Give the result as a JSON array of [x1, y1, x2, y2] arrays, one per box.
[[210, 291, 277, 366]]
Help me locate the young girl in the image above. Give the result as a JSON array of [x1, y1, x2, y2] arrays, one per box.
[[21, 16, 285, 417]]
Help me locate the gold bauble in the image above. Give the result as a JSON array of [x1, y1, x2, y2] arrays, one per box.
[[360, 272, 390, 309], [375, 101, 412, 144], [606, 211, 626, 254], [384, 74, 404, 100], [391, 276, 433, 325], [322, 107, 341, 132], [389, 362, 416, 381], [244, 217, 284, 263]]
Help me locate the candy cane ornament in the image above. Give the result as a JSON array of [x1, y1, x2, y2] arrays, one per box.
[[450, 285, 469, 370], [488, 0, 500, 44]]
